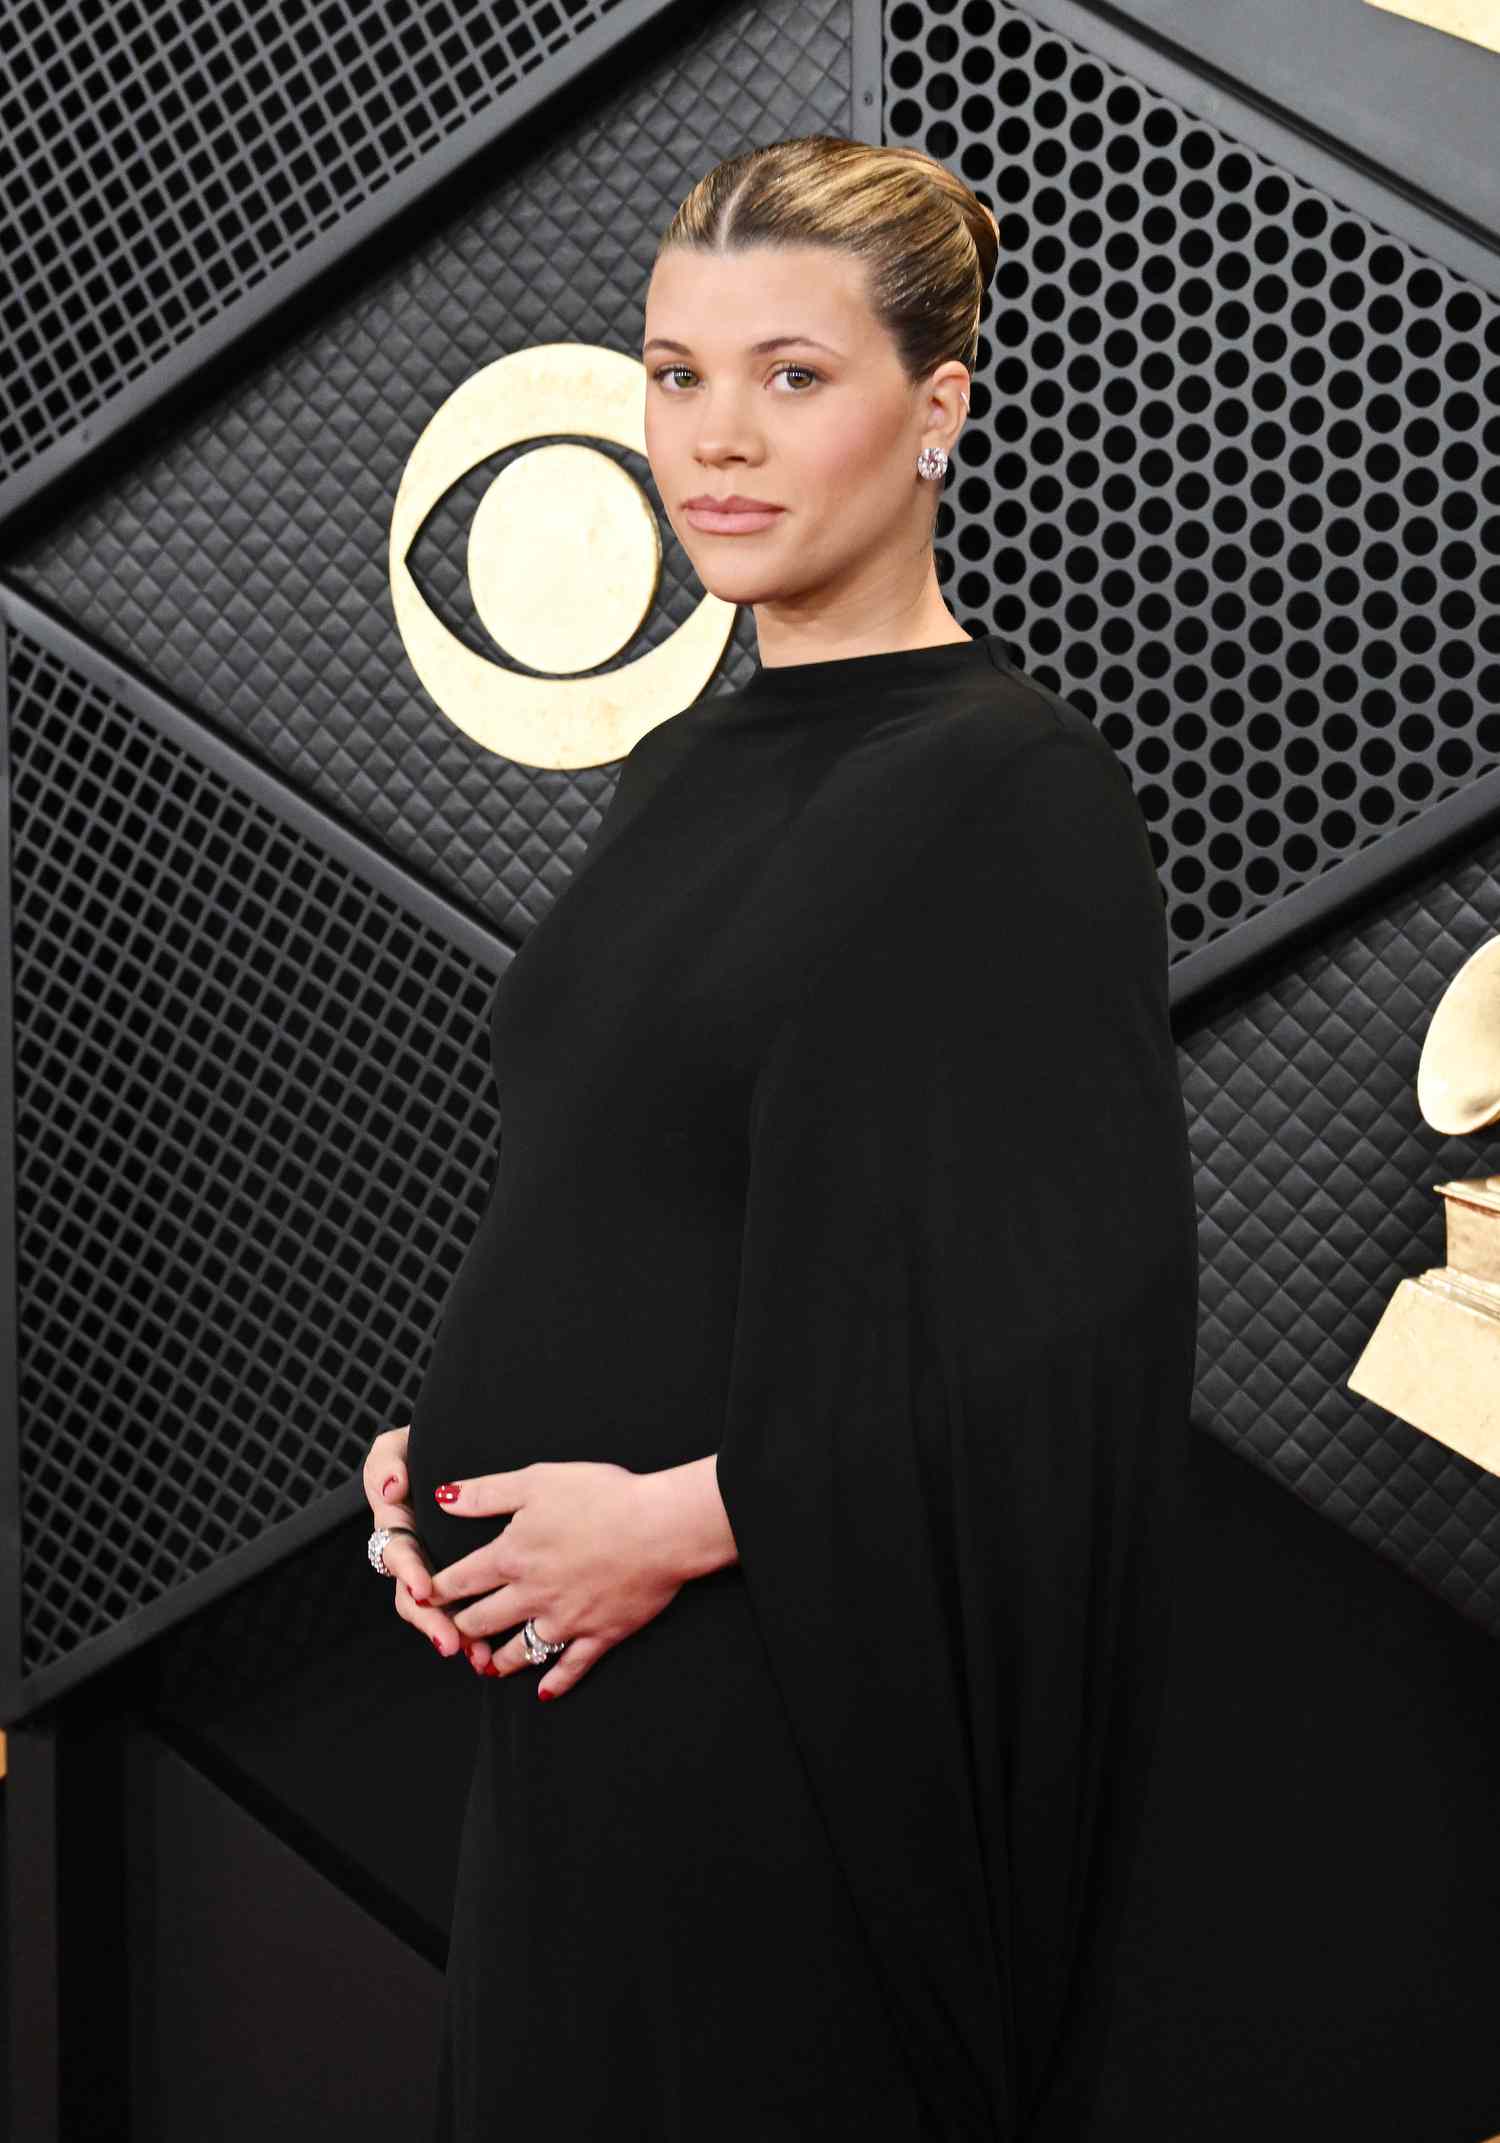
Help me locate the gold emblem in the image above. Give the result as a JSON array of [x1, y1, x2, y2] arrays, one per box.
[[390, 343, 735, 769], [1361, 0, 1500, 54], [1348, 936, 1500, 1475]]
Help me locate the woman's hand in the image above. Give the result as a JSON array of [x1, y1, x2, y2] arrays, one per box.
[[362, 1423, 497, 1677], [423, 1460, 687, 1699]]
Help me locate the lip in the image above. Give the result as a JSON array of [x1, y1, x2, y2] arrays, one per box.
[[682, 495, 786, 534], [683, 493, 779, 511]]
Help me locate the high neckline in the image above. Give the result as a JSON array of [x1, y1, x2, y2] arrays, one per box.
[[701, 632, 1008, 728]]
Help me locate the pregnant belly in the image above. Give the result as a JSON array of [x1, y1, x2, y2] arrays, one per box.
[[403, 1191, 740, 1566]]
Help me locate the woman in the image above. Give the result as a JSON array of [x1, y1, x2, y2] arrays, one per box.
[[363, 135, 1199, 2142]]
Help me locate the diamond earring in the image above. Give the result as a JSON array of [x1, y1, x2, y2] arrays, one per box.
[[919, 393, 967, 480]]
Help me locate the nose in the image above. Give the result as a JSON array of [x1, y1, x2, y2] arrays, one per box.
[[687, 384, 763, 469]]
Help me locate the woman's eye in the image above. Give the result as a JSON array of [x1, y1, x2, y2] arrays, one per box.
[[649, 363, 821, 391]]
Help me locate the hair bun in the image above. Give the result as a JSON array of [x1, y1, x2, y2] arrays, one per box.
[[964, 199, 1000, 296]]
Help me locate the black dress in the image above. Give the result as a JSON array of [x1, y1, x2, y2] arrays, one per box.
[[403, 634, 1199, 2143]]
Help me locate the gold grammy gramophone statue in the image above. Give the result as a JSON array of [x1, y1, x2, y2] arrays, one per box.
[[1347, 935, 1500, 1475]]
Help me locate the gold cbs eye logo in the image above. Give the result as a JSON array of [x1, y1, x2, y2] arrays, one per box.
[[389, 343, 736, 770]]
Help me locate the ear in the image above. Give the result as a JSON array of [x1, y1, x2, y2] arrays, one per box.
[[923, 361, 972, 452]]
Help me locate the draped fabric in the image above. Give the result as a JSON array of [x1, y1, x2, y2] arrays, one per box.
[[715, 727, 1199, 2140], [404, 634, 1198, 2142]]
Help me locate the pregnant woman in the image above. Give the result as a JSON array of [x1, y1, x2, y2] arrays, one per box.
[[362, 134, 1199, 2142]]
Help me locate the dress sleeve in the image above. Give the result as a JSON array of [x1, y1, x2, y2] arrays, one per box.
[[714, 728, 1200, 2142]]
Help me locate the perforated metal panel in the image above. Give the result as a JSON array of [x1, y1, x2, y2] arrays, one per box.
[[5, 620, 504, 1681], [885, 0, 1500, 959], [0, 0, 631, 492]]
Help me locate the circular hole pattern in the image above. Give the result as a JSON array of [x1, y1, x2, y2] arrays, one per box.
[[888, 0, 1500, 954]]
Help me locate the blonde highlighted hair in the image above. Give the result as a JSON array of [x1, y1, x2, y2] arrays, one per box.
[[657, 134, 1000, 383]]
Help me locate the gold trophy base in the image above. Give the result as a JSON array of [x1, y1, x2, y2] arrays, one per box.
[[1347, 1265, 1500, 1477]]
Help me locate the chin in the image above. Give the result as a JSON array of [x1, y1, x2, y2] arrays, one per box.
[[693, 568, 781, 606]]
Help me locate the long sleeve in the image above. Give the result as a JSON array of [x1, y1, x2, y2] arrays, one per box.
[[714, 726, 1199, 2141]]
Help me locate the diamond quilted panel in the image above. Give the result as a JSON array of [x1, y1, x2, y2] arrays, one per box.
[[6, 0, 854, 949], [1185, 818, 1500, 1640]]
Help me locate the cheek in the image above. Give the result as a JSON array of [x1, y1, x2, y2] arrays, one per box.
[[642, 393, 680, 460], [805, 423, 898, 511]]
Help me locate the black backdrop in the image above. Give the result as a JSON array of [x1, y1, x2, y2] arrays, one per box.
[[2, 0, 1498, 2135]]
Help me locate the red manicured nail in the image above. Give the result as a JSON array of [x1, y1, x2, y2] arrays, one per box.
[[538, 1687, 553, 1702], [483, 1662, 501, 1678], [429, 1635, 443, 1653], [382, 1475, 399, 1498], [411, 1593, 430, 1607], [434, 1483, 461, 1504]]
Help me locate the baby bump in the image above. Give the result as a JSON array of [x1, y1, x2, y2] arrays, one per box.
[[403, 1201, 741, 1565]]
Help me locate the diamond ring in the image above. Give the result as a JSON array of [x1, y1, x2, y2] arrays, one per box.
[[521, 1616, 568, 1664]]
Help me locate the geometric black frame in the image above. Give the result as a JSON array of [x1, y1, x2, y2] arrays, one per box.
[[0, 0, 686, 537], [5, 0, 1500, 1737], [5, 7, 1497, 2138], [0, 575, 509, 1725], [7, 553, 1500, 1725]]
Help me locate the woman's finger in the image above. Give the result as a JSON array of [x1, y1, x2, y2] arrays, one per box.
[[372, 1497, 496, 1676], [361, 1424, 489, 1674], [481, 1623, 604, 1696], [392, 1575, 461, 1655], [535, 1633, 606, 1700], [379, 1528, 435, 1604], [377, 1517, 496, 1671], [366, 1473, 432, 1593], [391, 1572, 496, 1674], [482, 1622, 549, 1681], [363, 1421, 411, 1509]]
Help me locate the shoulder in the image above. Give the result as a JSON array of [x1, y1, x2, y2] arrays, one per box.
[[857, 652, 1142, 851], [754, 658, 1169, 1039], [768, 658, 1147, 904], [947, 652, 1130, 789], [888, 667, 1164, 947]]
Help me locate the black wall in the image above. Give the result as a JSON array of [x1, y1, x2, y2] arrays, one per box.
[[3, 0, 1499, 2134]]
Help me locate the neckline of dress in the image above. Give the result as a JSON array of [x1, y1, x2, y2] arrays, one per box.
[[688, 632, 1005, 728]]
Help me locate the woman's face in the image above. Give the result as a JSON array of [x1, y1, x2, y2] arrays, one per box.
[[642, 244, 967, 615]]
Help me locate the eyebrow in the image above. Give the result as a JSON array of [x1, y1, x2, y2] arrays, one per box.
[[641, 334, 844, 358]]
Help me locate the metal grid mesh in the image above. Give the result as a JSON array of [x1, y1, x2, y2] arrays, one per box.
[[2, 0, 856, 1695], [0, 0, 626, 486], [10, 0, 852, 951], [888, 0, 1500, 959], [7, 625, 504, 1676]]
